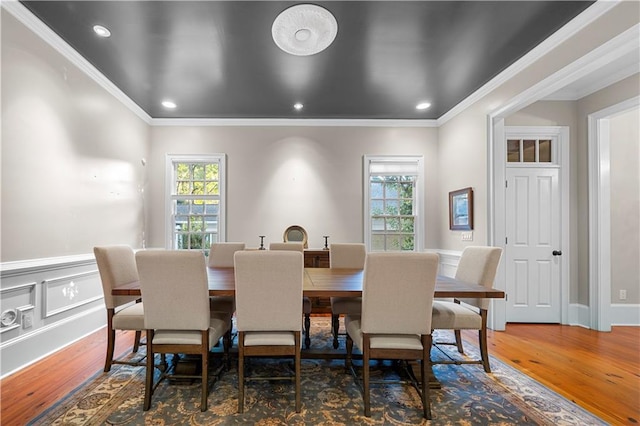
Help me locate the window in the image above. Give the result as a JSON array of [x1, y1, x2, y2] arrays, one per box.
[[507, 138, 553, 163], [364, 155, 424, 252], [166, 154, 225, 255]]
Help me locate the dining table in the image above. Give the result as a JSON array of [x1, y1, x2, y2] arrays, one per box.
[[112, 267, 506, 300], [112, 267, 505, 389]]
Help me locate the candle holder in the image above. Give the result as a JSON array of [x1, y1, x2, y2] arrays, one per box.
[[258, 236, 266, 250], [323, 236, 329, 250]]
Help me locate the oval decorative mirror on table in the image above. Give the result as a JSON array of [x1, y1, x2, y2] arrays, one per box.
[[283, 225, 308, 248]]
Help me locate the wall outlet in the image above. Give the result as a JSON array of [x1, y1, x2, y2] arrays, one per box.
[[619, 289, 627, 300], [461, 232, 473, 241], [22, 312, 33, 329]]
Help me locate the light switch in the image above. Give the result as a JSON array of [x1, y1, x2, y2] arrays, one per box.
[[461, 232, 473, 241]]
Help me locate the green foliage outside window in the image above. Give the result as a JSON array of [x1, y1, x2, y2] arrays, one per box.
[[370, 175, 415, 251]]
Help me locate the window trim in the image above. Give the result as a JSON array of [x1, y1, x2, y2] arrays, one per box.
[[165, 154, 226, 250], [363, 155, 424, 252]]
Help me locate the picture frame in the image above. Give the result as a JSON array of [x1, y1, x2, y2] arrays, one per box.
[[449, 187, 473, 230]]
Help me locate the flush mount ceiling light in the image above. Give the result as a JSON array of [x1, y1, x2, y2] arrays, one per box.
[[161, 100, 177, 109], [294, 102, 304, 110], [272, 4, 338, 56], [416, 102, 432, 110], [92, 24, 111, 38]]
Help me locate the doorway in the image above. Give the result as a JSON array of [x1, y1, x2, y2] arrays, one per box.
[[503, 127, 567, 323]]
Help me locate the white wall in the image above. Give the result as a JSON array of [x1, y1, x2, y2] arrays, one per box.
[[609, 107, 640, 304], [1, 10, 150, 262], [147, 126, 440, 250]]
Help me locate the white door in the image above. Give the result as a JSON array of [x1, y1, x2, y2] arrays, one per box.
[[505, 165, 562, 323]]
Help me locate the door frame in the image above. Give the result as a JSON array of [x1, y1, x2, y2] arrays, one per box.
[[487, 26, 638, 330], [587, 96, 640, 331], [504, 126, 568, 324]]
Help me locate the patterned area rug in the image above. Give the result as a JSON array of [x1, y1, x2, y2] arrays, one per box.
[[29, 318, 605, 425]]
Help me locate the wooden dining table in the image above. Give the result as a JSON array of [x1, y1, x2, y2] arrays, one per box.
[[112, 267, 506, 300], [113, 267, 504, 389]]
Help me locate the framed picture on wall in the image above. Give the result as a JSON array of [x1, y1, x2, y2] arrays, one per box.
[[449, 187, 473, 230]]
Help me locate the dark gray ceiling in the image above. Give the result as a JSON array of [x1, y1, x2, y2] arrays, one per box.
[[21, 1, 594, 120]]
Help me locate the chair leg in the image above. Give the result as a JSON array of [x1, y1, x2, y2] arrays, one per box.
[[363, 334, 371, 417], [238, 332, 245, 414], [422, 335, 432, 420], [104, 328, 116, 372], [104, 309, 116, 372], [331, 314, 340, 349], [295, 331, 301, 413], [223, 328, 232, 369], [479, 328, 491, 373], [454, 330, 464, 353], [201, 331, 209, 412], [143, 330, 154, 411], [304, 313, 311, 349], [133, 330, 142, 353], [345, 333, 353, 370]]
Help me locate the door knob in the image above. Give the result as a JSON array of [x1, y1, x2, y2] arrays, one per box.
[[552, 250, 562, 256]]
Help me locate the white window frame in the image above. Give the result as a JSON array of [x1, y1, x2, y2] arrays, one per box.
[[165, 154, 226, 252], [363, 155, 424, 252]]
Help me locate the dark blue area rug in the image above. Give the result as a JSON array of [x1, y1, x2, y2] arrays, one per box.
[[29, 318, 606, 425]]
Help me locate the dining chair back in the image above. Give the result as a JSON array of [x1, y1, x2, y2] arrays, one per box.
[[208, 242, 246, 267], [208, 242, 245, 315], [329, 243, 366, 348], [431, 246, 502, 373], [345, 252, 439, 419], [94, 245, 145, 372], [269, 241, 312, 348], [234, 250, 303, 413], [136, 250, 231, 411]]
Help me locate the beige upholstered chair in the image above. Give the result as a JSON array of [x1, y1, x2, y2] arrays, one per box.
[[94, 245, 145, 372], [345, 252, 438, 419], [208, 242, 245, 314], [136, 250, 232, 412], [431, 246, 502, 373], [234, 250, 303, 413], [269, 242, 312, 349], [329, 243, 366, 348]]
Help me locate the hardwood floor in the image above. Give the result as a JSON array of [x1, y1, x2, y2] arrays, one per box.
[[1, 323, 638, 425], [472, 324, 640, 425]]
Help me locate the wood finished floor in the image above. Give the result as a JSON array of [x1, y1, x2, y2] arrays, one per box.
[[1, 322, 638, 425]]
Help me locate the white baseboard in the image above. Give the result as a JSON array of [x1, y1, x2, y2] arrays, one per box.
[[568, 303, 639, 329], [0, 305, 106, 378], [568, 303, 591, 328], [610, 304, 640, 326]]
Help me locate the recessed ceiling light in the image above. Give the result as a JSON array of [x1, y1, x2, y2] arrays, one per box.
[[416, 102, 431, 110], [162, 100, 177, 109], [93, 25, 111, 38], [294, 103, 304, 110], [272, 4, 338, 56]]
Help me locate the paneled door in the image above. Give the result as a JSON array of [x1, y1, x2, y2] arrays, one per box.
[[505, 166, 562, 323]]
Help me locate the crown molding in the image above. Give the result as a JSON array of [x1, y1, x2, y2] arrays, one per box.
[[2, 0, 152, 124], [490, 23, 639, 121], [437, 0, 621, 126], [150, 118, 438, 127]]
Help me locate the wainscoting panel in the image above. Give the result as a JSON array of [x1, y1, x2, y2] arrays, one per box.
[[0, 254, 107, 378]]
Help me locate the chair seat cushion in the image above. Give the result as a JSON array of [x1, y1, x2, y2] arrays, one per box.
[[431, 301, 482, 329], [112, 302, 144, 330], [344, 316, 423, 350], [244, 331, 296, 346], [330, 296, 362, 315], [152, 314, 231, 347], [210, 296, 235, 314], [303, 297, 312, 314]]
